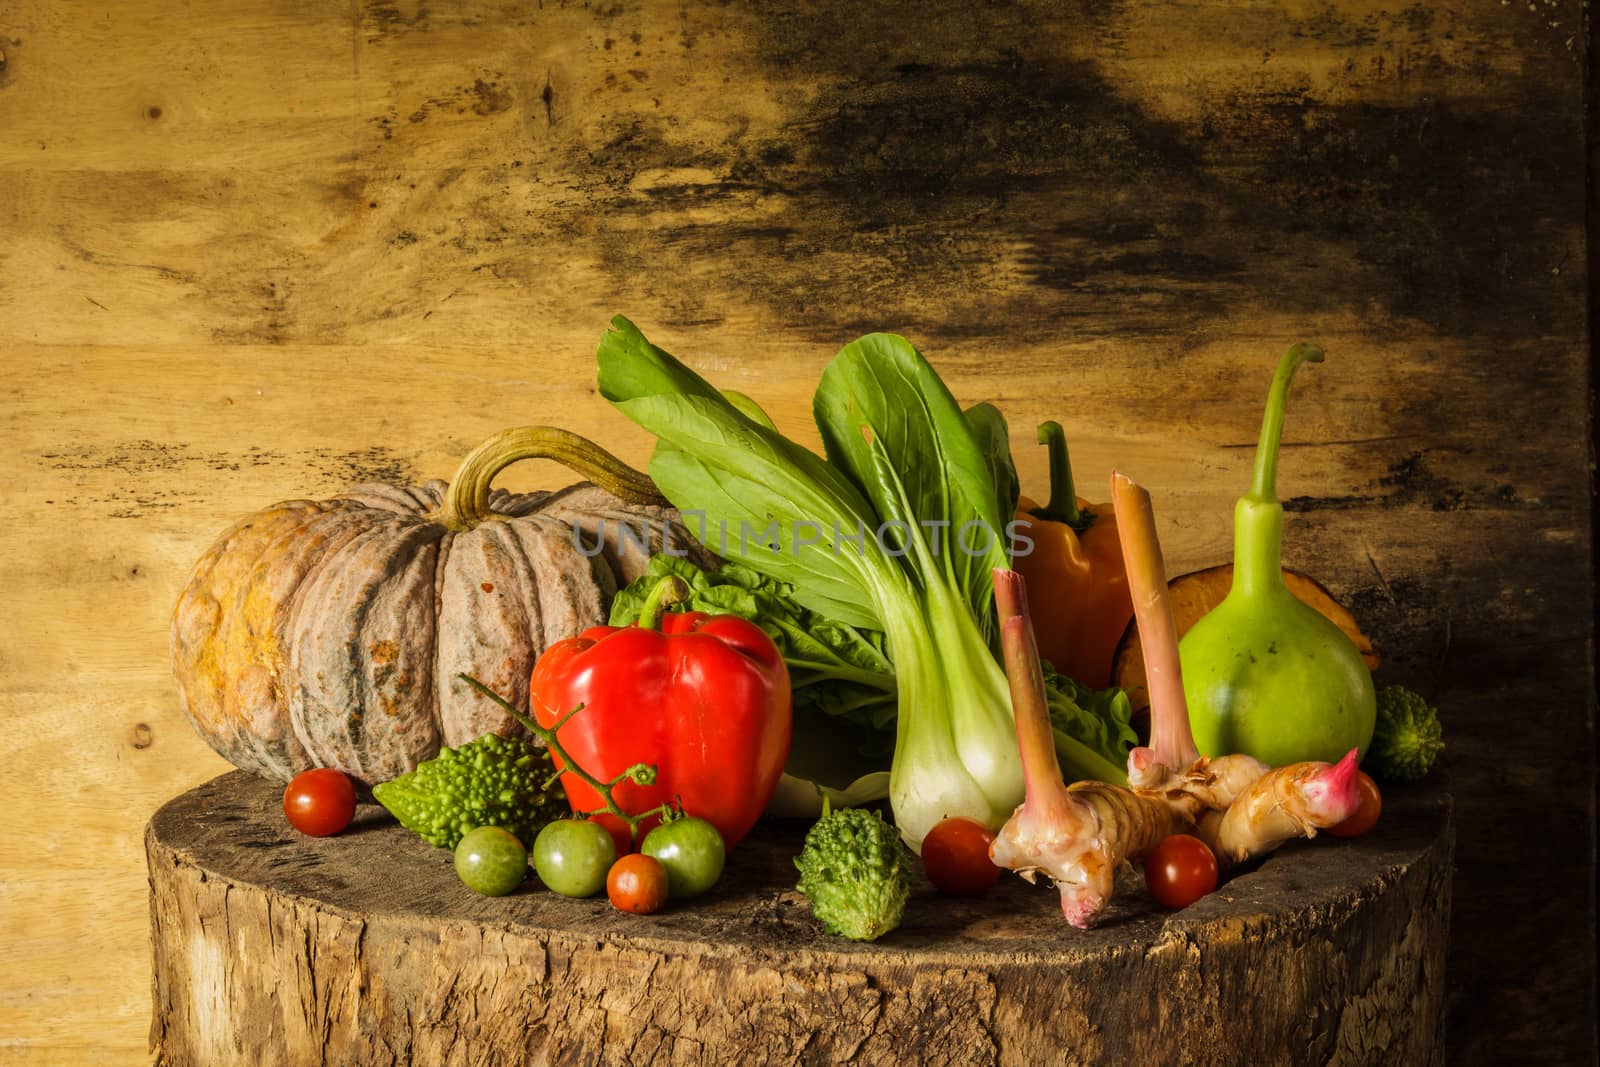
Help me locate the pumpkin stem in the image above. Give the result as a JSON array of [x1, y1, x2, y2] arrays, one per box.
[[437, 426, 665, 531]]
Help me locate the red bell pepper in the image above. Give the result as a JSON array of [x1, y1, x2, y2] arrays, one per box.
[[529, 576, 792, 850]]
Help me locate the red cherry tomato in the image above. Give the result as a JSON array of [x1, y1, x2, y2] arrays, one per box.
[[606, 853, 670, 915], [282, 768, 357, 837], [921, 817, 1003, 896], [1327, 772, 1382, 838], [1144, 834, 1218, 910]]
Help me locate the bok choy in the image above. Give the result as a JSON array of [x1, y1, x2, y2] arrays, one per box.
[[597, 316, 1130, 849]]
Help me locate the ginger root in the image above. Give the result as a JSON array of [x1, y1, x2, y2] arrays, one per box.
[[1198, 751, 1361, 866], [987, 473, 1365, 929]]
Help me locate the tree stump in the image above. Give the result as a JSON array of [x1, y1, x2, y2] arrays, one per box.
[[148, 772, 1451, 1066]]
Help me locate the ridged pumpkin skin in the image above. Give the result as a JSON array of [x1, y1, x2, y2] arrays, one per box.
[[172, 432, 709, 786]]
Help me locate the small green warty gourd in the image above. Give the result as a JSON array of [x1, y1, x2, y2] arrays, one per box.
[[1368, 685, 1444, 782], [1179, 344, 1377, 767], [795, 803, 912, 942], [372, 731, 566, 849]]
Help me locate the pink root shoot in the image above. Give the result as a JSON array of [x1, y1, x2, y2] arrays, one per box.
[[993, 571, 1076, 825], [1111, 471, 1201, 789], [1127, 745, 1165, 787], [1299, 748, 1361, 825]]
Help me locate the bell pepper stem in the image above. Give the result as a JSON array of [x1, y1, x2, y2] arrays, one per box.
[[635, 574, 691, 630], [1032, 421, 1087, 529], [437, 426, 666, 532], [458, 673, 674, 847]]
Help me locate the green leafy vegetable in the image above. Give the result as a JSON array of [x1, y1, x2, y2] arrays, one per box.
[[598, 316, 1130, 849], [812, 333, 1012, 630], [598, 320, 887, 630], [795, 802, 913, 941], [1368, 685, 1444, 782], [964, 401, 1022, 550], [1044, 662, 1139, 777], [372, 732, 566, 849]]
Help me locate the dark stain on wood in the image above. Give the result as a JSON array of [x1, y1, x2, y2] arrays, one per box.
[[303, 447, 420, 491], [1282, 451, 1559, 514], [30, 441, 420, 514], [549, 1, 1582, 352], [366, 0, 432, 38], [1215, 94, 1582, 337]]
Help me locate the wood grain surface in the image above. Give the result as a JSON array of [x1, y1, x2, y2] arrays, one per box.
[[147, 772, 1452, 1066], [0, 0, 1590, 1063]]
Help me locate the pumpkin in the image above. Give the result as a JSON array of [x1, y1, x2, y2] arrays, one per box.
[[171, 427, 712, 786]]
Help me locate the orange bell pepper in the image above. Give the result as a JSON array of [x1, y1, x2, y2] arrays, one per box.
[[1010, 422, 1133, 689]]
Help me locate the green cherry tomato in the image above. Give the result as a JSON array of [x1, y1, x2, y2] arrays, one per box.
[[533, 819, 617, 898], [641, 816, 726, 900], [454, 826, 529, 897]]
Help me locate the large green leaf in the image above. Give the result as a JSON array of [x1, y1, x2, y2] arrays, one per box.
[[595, 315, 726, 407], [599, 317, 898, 631], [812, 333, 1010, 621], [964, 401, 1021, 559]]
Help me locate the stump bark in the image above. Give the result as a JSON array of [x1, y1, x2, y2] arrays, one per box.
[[148, 772, 1451, 1066]]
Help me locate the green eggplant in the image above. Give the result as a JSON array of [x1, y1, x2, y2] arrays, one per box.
[[1179, 343, 1376, 766]]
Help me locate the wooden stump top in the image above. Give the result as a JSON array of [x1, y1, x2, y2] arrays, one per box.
[[149, 771, 1453, 1065], [151, 772, 1445, 960]]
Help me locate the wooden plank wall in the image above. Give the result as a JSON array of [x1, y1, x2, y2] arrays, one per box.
[[1, 0, 1591, 1062]]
